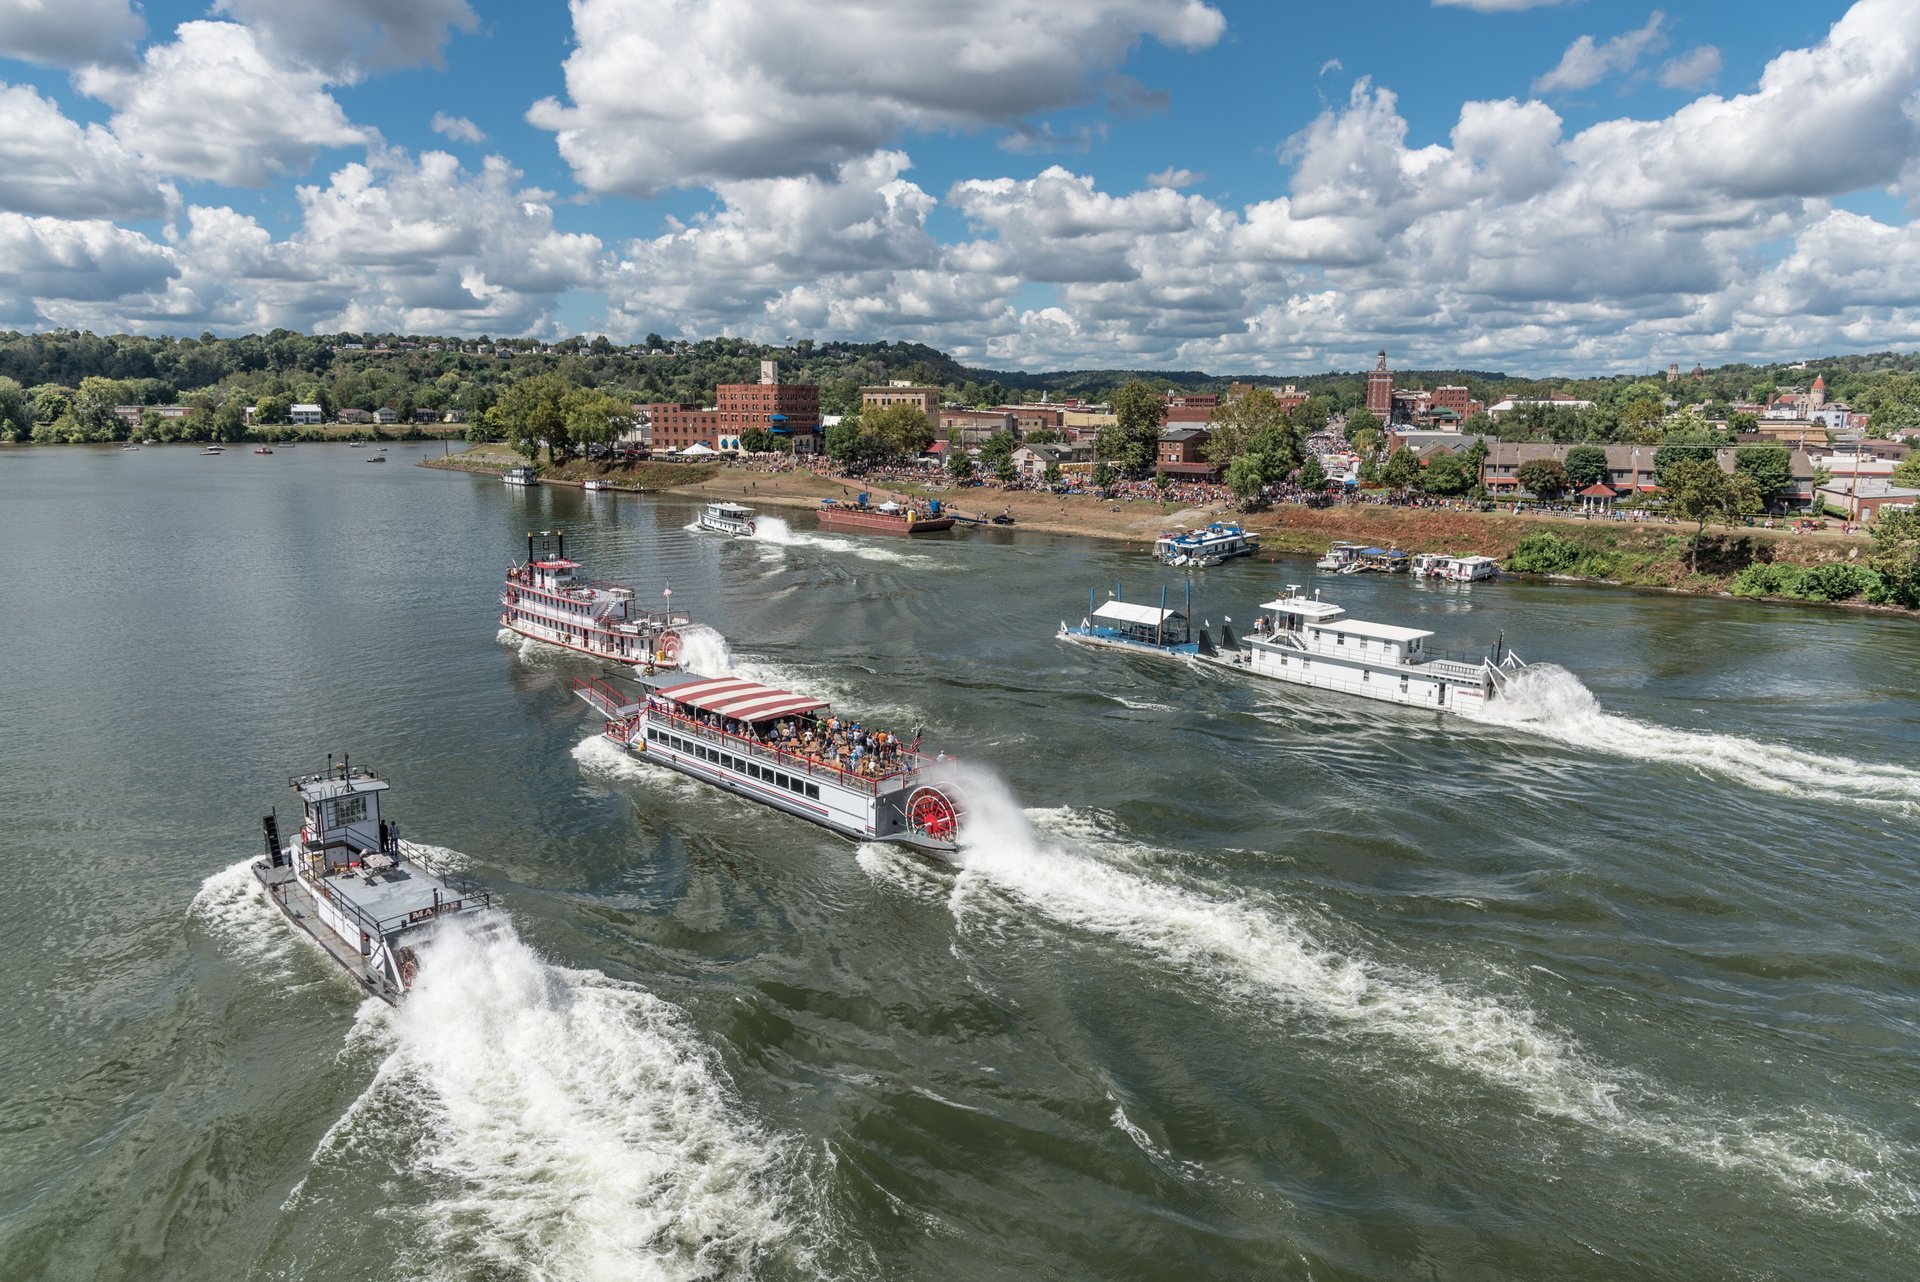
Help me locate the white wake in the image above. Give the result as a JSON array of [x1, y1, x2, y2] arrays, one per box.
[[310, 914, 802, 1281], [1471, 664, 1920, 812], [892, 773, 1917, 1217], [747, 513, 932, 566]]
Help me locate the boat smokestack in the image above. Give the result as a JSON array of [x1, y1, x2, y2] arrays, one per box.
[[557, 530, 564, 560], [527, 532, 535, 563]]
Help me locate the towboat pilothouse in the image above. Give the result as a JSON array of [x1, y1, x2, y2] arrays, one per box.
[[1197, 585, 1529, 713], [502, 529, 699, 668], [251, 757, 495, 1004], [575, 671, 971, 855], [698, 501, 758, 537]]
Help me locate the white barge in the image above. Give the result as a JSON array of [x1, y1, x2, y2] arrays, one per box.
[[502, 530, 698, 667], [251, 757, 495, 1004], [698, 501, 758, 537], [575, 671, 970, 854], [503, 465, 539, 486], [1198, 585, 1528, 713]]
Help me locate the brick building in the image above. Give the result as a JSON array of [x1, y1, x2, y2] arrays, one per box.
[[861, 382, 941, 435], [938, 408, 1017, 448], [1155, 427, 1220, 479], [1366, 351, 1394, 419]]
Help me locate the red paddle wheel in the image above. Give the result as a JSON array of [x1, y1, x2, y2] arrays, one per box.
[[906, 784, 967, 843], [657, 628, 683, 665]]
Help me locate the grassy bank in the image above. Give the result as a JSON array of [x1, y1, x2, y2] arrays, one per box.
[[421, 444, 720, 490]]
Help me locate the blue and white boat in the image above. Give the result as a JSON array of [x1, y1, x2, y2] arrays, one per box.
[[1057, 583, 1230, 661], [1153, 521, 1259, 566]]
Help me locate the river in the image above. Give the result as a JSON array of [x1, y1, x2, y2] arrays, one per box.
[[2, 443, 1916, 1281]]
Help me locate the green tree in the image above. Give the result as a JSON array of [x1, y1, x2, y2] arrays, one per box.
[[0, 377, 29, 441], [1297, 455, 1328, 492], [1516, 457, 1569, 499], [494, 374, 575, 462], [864, 402, 936, 457], [1564, 444, 1609, 490], [1732, 445, 1793, 505], [1043, 461, 1063, 486], [824, 421, 861, 459], [1381, 445, 1422, 492], [994, 454, 1017, 483], [1663, 457, 1760, 574], [1868, 507, 1920, 607], [211, 398, 248, 442], [1894, 453, 1920, 488], [977, 429, 1016, 472], [253, 393, 291, 425], [1096, 381, 1165, 477], [945, 446, 973, 483], [1205, 386, 1290, 465], [1023, 426, 1063, 444], [1421, 450, 1475, 496], [739, 426, 776, 453]]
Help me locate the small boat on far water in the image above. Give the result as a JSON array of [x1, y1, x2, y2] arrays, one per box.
[[252, 755, 497, 1004], [581, 479, 613, 491], [253, 446, 273, 454], [201, 445, 225, 455], [120, 443, 139, 451], [365, 453, 386, 463], [698, 501, 757, 536], [502, 465, 539, 487]]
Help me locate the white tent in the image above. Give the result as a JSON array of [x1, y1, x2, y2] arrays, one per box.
[[682, 442, 716, 456]]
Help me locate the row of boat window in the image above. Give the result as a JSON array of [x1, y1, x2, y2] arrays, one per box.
[[1276, 653, 1419, 689], [650, 728, 822, 800]]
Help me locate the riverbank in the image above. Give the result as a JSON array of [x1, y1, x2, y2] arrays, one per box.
[[425, 446, 1898, 612], [420, 444, 719, 490]]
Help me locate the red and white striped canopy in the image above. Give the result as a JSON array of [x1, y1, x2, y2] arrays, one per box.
[[661, 676, 827, 723]]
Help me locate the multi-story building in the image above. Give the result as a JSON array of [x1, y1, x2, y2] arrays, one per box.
[[938, 408, 1018, 448], [1155, 427, 1220, 479], [718, 364, 820, 452], [1366, 351, 1394, 419], [861, 381, 941, 436], [639, 402, 720, 452]]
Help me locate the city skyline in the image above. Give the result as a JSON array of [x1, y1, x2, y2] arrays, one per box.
[[0, 0, 1913, 374]]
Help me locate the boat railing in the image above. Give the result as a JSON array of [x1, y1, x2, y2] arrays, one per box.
[[575, 676, 639, 718], [298, 846, 494, 941], [648, 706, 925, 798]]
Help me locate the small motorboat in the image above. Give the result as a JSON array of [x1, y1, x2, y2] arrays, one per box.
[[366, 454, 386, 463], [253, 446, 274, 454]]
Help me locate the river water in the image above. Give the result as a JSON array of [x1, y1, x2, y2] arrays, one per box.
[[3, 444, 1917, 1281]]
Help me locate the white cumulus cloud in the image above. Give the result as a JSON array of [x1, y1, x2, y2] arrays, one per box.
[[1533, 12, 1669, 94], [0, 82, 170, 218], [528, 0, 1226, 196], [77, 21, 370, 187], [431, 112, 486, 144], [1658, 45, 1723, 90], [0, 0, 145, 68], [212, 0, 477, 79]]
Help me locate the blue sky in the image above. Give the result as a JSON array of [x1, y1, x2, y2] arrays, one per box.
[[0, 0, 1915, 375]]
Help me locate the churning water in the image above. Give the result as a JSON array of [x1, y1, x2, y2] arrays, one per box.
[[5, 445, 1920, 1280]]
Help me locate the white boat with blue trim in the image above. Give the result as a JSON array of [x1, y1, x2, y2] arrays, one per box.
[[575, 671, 972, 854], [1153, 521, 1259, 566], [1197, 585, 1528, 713]]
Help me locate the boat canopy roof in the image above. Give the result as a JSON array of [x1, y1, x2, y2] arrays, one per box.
[[1094, 600, 1186, 627], [1261, 595, 1346, 620], [1312, 618, 1432, 642], [658, 674, 828, 723]]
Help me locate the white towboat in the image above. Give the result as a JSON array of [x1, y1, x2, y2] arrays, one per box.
[[502, 465, 540, 486], [1197, 585, 1528, 713], [251, 757, 496, 1004], [581, 478, 613, 491], [575, 671, 971, 854], [698, 501, 758, 537], [502, 529, 698, 667], [1411, 552, 1499, 582]]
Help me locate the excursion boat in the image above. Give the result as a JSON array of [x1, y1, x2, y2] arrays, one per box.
[[698, 501, 758, 537], [503, 465, 540, 486], [1154, 521, 1259, 566], [502, 529, 697, 668], [1197, 585, 1528, 713], [1314, 541, 1364, 572], [817, 493, 954, 535], [251, 756, 496, 1004], [575, 672, 970, 854], [1411, 553, 1499, 582], [581, 479, 613, 491]]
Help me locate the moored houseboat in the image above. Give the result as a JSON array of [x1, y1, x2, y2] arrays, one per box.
[[251, 756, 496, 1004], [575, 671, 971, 853], [698, 501, 758, 537], [1411, 553, 1499, 582], [1154, 521, 1259, 566], [501, 530, 698, 667], [1315, 541, 1364, 571], [1197, 585, 1528, 713], [503, 465, 540, 486], [1058, 583, 1219, 661], [817, 493, 954, 534]]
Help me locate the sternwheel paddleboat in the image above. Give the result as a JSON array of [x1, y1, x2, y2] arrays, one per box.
[[251, 756, 497, 1004], [575, 672, 971, 855], [502, 529, 700, 668], [817, 493, 954, 535]]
